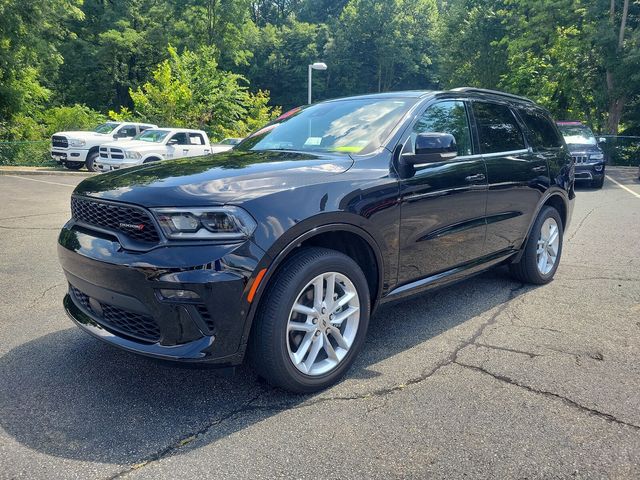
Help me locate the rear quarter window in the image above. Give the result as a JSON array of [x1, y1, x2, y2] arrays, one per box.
[[518, 108, 563, 149]]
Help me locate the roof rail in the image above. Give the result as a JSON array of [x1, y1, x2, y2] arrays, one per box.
[[449, 87, 534, 104]]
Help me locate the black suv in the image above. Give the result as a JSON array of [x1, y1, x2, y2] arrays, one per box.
[[556, 121, 605, 188], [58, 88, 574, 393]]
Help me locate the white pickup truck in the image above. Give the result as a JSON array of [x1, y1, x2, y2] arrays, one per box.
[[95, 128, 212, 172], [51, 121, 157, 171]]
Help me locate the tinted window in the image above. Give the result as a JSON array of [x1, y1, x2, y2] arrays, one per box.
[[170, 133, 189, 145], [518, 109, 562, 148], [412, 101, 473, 156], [118, 125, 137, 137], [473, 102, 525, 153]]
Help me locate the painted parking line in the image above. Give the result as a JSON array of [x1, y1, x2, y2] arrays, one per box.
[[605, 175, 640, 199], [2, 175, 76, 188]]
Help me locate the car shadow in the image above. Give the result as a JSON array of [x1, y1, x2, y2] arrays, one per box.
[[0, 267, 529, 465]]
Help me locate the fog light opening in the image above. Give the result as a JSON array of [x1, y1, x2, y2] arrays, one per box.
[[594, 165, 603, 172], [158, 289, 201, 300]]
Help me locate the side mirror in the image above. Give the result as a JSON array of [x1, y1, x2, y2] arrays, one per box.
[[598, 137, 606, 143], [167, 138, 179, 146], [403, 132, 457, 165]]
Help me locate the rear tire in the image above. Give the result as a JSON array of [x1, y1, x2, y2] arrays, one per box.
[[85, 151, 99, 172], [509, 206, 563, 285], [249, 247, 370, 393]]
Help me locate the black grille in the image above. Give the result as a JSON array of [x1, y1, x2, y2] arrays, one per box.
[[70, 285, 160, 342], [195, 304, 215, 331], [571, 155, 588, 164], [52, 135, 68, 148], [71, 196, 160, 243]]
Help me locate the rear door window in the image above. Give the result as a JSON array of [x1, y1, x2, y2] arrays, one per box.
[[517, 109, 563, 149], [472, 102, 526, 154]]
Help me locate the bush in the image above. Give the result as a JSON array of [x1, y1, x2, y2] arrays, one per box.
[[0, 141, 52, 166], [41, 105, 106, 137]]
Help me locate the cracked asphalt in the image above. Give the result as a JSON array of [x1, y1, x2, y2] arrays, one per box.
[[1, 167, 639, 479]]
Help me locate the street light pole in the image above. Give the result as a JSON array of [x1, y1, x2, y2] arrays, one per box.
[[307, 62, 327, 104]]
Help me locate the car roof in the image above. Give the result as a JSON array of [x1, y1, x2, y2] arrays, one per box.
[[149, 128, 206, 134], [324, 90, 436, 103], [321, 87, 535, 106]]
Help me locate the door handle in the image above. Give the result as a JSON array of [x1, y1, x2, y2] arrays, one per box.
[[465, 173, 486, 182], [532, 165, 547, 173]]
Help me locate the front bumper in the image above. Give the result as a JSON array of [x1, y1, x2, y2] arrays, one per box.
[[58, 224, 267, 364], [51, 148, 88, 164], [95, 158, 141, 172], [574, 163, 605, 182]]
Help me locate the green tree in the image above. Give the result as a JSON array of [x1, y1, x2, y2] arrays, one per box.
[[0, 0, 83, 124], [128, 46, 279, 139], [326, 0, 439, 95], [241, 19, 329, 108], [437, 0, 507, 89]]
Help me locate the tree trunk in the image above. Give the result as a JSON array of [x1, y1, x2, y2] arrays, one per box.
[[607, 97, 625, 135], [605, 0, 630, 135]]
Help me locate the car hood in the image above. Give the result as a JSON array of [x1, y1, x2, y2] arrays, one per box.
[[101, 140, 159, 150], [74, 150, 354, 206], [55, 131, 114, 141]]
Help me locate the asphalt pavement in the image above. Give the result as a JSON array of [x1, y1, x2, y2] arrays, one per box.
[[0, 167, 639, 479]]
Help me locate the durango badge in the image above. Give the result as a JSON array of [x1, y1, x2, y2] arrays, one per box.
[[119, 222, 145, 231]]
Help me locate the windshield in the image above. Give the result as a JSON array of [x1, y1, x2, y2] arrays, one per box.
[[94, 122, 120, 134], [133, 129, 170, 143], [557, 124, 596, 145], [236, 98, 417, 155]]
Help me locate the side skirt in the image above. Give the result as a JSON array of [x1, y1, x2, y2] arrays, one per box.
[[381, 249, 517, 303]]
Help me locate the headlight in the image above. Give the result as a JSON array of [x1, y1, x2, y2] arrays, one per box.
[[151, 207, 257, 240], [69, 138, 86, 147], [589, 153, 604, 160], [125, 151, 142, 159]]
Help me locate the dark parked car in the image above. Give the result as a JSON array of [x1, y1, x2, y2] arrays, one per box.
[[556, 121, 605, 188], [58, 88, 574, 392]]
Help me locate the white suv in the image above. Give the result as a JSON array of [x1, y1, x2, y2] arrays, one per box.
[[51, 122, 157, 171], [95, 128, 212, 172]]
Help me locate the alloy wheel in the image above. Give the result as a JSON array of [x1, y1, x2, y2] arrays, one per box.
[[286, 272, 360, 376], [536, 217, 560, 275]]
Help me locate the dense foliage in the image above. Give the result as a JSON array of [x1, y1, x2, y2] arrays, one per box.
[[1, 0, 639, 143]]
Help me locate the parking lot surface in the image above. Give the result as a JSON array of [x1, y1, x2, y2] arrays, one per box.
[[1, 168, 639, 479]]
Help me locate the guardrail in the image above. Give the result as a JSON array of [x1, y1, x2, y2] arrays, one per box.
[[598, 135, 640, 167], [0, 141, 53, 167]]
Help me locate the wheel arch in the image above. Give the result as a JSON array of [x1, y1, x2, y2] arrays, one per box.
[[239, 223, 385, 349], [511, 190, 569, 264]]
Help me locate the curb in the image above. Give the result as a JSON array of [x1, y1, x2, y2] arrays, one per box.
[[0, 168, 94, 177]]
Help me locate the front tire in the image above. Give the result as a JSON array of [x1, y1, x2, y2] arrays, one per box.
[[63, 161, 83, 170], [250, 247, 370, 393], [591, 175, 604, 189], [85, 151, 99, 172], [509, 206, 563, 285]]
